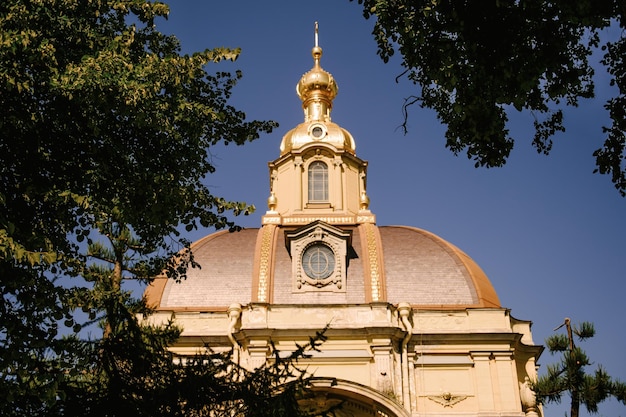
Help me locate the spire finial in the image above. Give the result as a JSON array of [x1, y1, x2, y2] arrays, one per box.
[[312, 22, 322, 68], [295, 21, 337, 123]]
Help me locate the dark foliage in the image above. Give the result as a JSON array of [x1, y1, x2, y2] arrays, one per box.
[[353, 0, 625, 195]]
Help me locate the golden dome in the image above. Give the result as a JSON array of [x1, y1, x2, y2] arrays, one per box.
[[279, 23, 356, 156], [296, 44, 338, 111], [279, 121, 356, 155]]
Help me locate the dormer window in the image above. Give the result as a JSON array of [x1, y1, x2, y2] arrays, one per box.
[[285, 221, 351, 293], [308, 161, 328, 202]]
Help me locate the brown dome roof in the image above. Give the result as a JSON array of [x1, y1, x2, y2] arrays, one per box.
[[379, 226, 500, 308], [145, 225, 500, 311]]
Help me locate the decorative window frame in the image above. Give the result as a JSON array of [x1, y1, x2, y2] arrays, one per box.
[[286, 221, 351, 293], [308, 122, 327, 140]]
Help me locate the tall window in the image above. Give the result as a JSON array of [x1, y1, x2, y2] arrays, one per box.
[[308, 161, 328, 202]]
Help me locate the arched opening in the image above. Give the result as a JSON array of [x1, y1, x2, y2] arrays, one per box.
[[298, 377, 409, 417]]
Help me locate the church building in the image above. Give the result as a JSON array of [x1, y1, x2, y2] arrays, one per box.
[[145, 28, 543, 417]]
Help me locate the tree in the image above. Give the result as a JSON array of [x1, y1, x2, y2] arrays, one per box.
[[50, 272, 328, 417], [0, 0, 293, 414], [534, 318, 626, 417], [352, 0, 626, 195], [45, 218, 326, 417]]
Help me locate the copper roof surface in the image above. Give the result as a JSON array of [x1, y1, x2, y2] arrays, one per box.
[[145, 225, 500, 311]]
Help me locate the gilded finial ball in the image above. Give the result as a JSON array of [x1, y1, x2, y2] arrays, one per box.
[[360, 191, 370, 210], [312, 45, 322, 60], [267, 192, 278, 211]]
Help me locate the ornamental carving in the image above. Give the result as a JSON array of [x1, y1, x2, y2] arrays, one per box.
[[427, 392, 469, 408]]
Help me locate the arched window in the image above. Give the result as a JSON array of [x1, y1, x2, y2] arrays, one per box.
[[308, 161, 328, 202]]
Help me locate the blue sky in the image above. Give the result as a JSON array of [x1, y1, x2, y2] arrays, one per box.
[[157, 2, 625, 415]]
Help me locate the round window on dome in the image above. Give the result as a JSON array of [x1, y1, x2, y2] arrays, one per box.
[[310, 124, 325, 139], [302, 243, 335, 279]]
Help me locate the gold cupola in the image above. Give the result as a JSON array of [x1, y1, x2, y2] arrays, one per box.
[[279, 23, 356, 156], [296, 40, 337, 122], [266, 23, 372, 226]]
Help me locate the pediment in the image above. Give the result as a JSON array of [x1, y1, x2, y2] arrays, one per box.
[[284, 220, 352, 253]]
